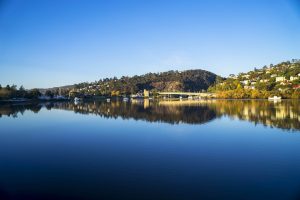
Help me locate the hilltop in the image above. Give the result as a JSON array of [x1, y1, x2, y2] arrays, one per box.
[[69, 69, 218, 97], [208, 59, 300, 99]]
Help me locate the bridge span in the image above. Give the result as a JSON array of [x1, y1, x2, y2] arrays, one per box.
[[157, 92, 216, 98]]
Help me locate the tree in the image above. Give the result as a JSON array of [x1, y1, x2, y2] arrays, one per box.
[[11, 85, 17, 90], [263, 65, 268, 70], [17, 85, 27, 98], [26, 89, 41, 99], [45, 90, 54, 98], [54, 88, 60, 96], [251, 90, 260, 99], [19, 85, 25, 91], [215, 76, 223, 84]]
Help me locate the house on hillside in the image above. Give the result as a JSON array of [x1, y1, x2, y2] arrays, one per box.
[[242, 74, 250, 79], [293, 85, 300, 90], [280, 81, 291, 86], [290, 76, 299, 81], [244, 86, 255, 90], [260, 79, 268, 83], [240, 80, 250, 85], [276, 77, 286, 82]]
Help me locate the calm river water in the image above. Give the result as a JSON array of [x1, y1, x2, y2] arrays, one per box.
[[0, 99, 300, 200]]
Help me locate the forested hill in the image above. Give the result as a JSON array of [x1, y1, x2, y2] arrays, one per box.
[[208, 60, 300, 99], [0, 69, 218, 100], [73, 69, 219, 95]]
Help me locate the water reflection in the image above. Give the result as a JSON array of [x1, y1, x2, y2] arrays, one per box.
[[1, 99, 300, 131]]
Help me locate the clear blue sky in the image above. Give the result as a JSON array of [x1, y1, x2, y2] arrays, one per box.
[[0, 0, 300, 88]]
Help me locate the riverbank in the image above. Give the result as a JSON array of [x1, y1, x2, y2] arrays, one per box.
[[0, 98, 71, 105]]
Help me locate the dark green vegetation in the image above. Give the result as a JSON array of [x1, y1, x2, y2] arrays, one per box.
[[71, 69, 218, 97], [0, 85, 41, 101], [208, 60, 300, 99], [0, 85, 69, 102]]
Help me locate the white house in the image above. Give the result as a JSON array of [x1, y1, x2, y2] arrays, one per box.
[[276, 77, 285, 82], [240, 80, 250, 85], [290, 76, 299, 81]]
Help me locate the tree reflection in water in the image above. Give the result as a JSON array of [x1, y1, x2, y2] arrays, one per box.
[[0, 99, 299, 131]]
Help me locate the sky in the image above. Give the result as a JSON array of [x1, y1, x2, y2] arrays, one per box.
[[0, 0, 300, 89]]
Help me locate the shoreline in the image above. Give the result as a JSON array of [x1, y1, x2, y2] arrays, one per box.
[[0, 99, 70, 105], [0, 98, 299, 105]]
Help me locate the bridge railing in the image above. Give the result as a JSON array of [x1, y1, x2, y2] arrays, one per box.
[[157, 92, 215, 97]]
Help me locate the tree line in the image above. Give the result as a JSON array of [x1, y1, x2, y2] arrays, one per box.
[[0, 85, 41, 100]]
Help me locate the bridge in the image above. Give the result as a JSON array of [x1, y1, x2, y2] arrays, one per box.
[[157, 92, 216, 98]]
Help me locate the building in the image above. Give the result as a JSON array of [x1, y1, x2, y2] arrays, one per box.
[[143, 89, 149, 97], [276, 77, 286, 82], [240, 80, 250, 85], [293, 85, 300, 90], [290, 76, 299, 81], [244, 86, 255, 90], [260, 79, 268, 83], [242, 74, 250, 79]]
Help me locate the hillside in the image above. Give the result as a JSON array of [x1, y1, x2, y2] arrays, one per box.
[[208, 59, 300, 99], [71, 69, 218, 96]]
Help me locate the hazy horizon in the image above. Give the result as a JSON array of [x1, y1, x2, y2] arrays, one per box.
[[1, 0, 300, 89]]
